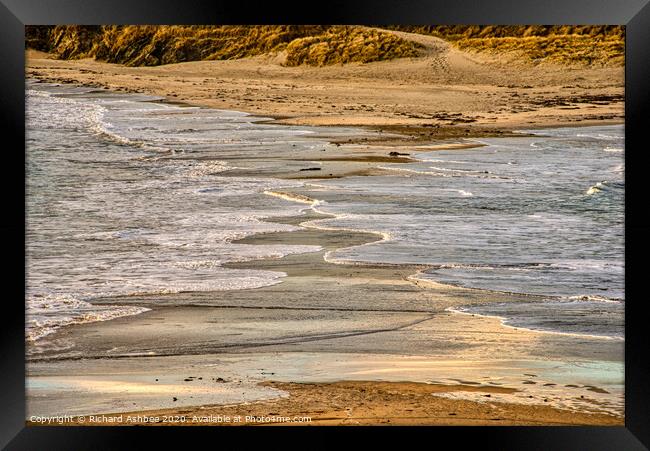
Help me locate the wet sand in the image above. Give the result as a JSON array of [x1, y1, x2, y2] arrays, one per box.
[[27, 210, 624, 424]]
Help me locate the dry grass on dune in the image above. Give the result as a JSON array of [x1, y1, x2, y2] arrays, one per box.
[[454, 35, 624, 66], [388, 25, 625, 66], [284, 27, 420, 66], [25, 25, 422, 67], [25, 25, 624, 68]]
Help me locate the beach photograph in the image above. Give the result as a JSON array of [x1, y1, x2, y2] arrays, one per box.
[[24, 25, 625, 426]]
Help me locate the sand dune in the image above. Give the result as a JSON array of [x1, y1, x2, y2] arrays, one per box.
[[26, 27, 623, 142]]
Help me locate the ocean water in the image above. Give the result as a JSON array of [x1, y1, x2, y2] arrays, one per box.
[[26, 81, 624, 342], [26, 81, 346, 341], [302, 126, 624, 338]]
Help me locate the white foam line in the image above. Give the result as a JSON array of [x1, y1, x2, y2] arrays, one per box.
[[376, 164, 513, 181], [568, 295, 622, 304], [406, 271, 550, 299], [265, 154, 622, 341], [262, 190, 392, 266], [406, 272, 465, 290], [263, 190, 317, 205], [445, 306, 623, 341], [376, 165, 446, 176], [304, 208, 393, 266], [27, 305, 151, 342], [585, 180, 617, 196]]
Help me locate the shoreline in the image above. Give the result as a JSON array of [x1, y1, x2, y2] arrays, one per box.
[[26, 52, 625, 424], [26, 44, 624, 144], [259, 192, 624, 342], [27, 209, 625, 423]]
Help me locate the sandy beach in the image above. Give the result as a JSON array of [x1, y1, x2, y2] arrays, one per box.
[[29, 381, 621, 426], [26, 29, 624, 142], [27, 210, 624, 425], [25, 30, 625, 426]]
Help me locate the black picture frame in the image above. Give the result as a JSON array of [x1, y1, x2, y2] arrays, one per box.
[[2, 0, 649, 448]]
